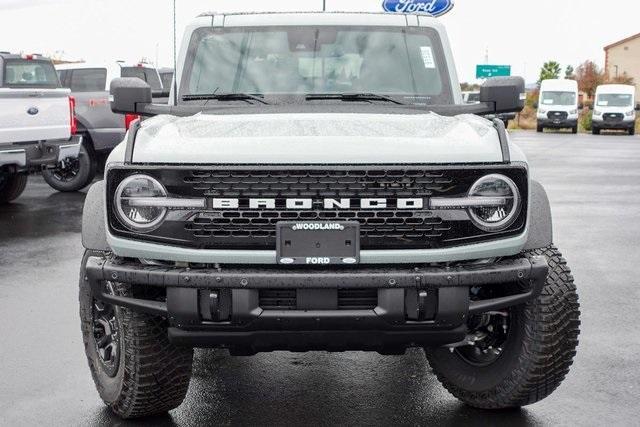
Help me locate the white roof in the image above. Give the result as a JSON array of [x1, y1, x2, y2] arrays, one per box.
[[190, 11, 444, 31], [596, 84, 635, 94], [540, 79, 578, 91]]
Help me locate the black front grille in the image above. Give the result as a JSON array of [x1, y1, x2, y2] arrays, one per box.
[[337, 289, 378, 309], [547, 111, 568, 120], [107, 165, 528, 250], [258, 289, 378, 310], [603, 113, 624, 122], [259, 289, 296, 310]]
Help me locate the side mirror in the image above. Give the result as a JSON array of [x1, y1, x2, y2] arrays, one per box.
[[579, 103, 584, 110], [533, 102, 538, 109], [110, 78, 152, 115], [480, 77, 526, 114], [635, 103, 640, 111]]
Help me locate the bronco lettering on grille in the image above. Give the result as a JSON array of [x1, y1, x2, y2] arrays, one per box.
[[211, 198, 424, 210]]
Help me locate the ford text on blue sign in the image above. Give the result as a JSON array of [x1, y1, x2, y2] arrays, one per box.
[[382, 0, 454, 17]]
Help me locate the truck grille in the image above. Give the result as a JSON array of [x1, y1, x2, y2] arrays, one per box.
[[547, 111, 568, 120], [603, 113, 623, 122], [107, 166, 528, 251]]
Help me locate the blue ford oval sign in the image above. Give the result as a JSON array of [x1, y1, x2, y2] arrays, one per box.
[[383, 0, 454, 17]]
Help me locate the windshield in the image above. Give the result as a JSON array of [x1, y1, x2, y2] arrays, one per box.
[[596, 93, 633, 107], [121, 67, 163, 91], [3, 59, 60, 89], [180, 26, 452, 105], [540, 91, 576, 106]]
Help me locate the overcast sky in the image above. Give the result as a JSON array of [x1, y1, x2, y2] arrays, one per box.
[[0, 0, 637, 83]]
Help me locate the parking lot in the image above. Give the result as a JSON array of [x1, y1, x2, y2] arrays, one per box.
[[0, 131, 637, 426]]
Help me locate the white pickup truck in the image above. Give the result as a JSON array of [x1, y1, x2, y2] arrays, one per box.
[[0, 53, 82, 203]]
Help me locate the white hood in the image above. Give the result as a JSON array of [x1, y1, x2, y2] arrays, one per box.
[[131, 112, 504, 164]]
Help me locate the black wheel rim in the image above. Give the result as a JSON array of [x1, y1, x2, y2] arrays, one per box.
[[92, 296, 120, 377], [455, 311, 511, 367], [52, 156, 81, 182]]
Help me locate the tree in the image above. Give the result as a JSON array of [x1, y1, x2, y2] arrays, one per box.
[[460, 82, 481, 92], [608, 71, 634, 85], [575, 60, 605, 98], [565, 65, 575, 80], [538, 61, 562, 85]]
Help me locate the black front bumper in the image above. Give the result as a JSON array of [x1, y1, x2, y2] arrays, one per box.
[[538, 118, 578, 129], [85, 255, 548, 353], [593, 119, 635, 130]]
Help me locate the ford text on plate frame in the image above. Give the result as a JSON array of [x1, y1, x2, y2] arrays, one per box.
[[382, 0, 455, 17]]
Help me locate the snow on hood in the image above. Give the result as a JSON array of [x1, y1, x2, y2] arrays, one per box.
[[132, 112, 503, 164]]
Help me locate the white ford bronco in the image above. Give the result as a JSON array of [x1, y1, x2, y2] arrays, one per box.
[[0, 53, 82, 203], [79, 12, 580, 418]]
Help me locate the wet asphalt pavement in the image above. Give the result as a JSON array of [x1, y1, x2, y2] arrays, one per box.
[[1, 131, 639, 426]]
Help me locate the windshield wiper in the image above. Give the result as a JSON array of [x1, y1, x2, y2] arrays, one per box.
[[306, 93, 405, 105], [182, 93, 269, 105]]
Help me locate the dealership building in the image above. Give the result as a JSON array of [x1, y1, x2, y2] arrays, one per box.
[[605, 32, 640, 98]]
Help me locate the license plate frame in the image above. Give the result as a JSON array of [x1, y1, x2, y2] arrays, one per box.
[[276, 221, 360, 265]]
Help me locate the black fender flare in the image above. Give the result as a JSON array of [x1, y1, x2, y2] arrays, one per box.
[[82, 181, 109, 252], [524, 180, 553, 250]]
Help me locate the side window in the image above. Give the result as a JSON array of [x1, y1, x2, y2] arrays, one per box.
[[70, 68, 107, 92], [58, 70, 71, 88]]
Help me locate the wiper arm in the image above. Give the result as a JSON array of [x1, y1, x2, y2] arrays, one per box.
[[306, 93, 405, 105], [182, 93, 269, 105]]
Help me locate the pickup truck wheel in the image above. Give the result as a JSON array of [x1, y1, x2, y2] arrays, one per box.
[[43, 140, 96, 192], [425, 246, 580, 409], [79, 250, 193, 419], [0, 172, 28, 204]]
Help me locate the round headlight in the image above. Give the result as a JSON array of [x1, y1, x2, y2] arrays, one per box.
[[467, 174, 521, 232], [115, 174, 167, 231]]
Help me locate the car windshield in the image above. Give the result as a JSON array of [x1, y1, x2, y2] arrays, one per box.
[[597, 93, 633, 107], [121, 66, 163, 91], [180, 26, 452, 105], [540, 91, 576, 106], [3, 59, 60, 89]]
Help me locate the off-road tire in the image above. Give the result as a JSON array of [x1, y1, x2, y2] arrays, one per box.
[[43, 138, 97, 192], [79, 250, 193, 419], [425, 245, 580, 409], [0, 172, 28, 204]]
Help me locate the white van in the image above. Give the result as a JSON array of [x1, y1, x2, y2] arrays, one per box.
[[536, 79, 579, 133], [592, 84, 638, 135]]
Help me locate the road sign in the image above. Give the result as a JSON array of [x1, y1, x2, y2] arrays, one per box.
[[476, 65, 511, 79]]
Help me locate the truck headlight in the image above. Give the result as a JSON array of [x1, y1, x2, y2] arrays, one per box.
[[570, 109, 578, 115], [115, 174, 168, 231], [467, 174, 521, 232], [626, 110, 635, 117], [593, 110, 602, 116], [538, 109, 547, 115]]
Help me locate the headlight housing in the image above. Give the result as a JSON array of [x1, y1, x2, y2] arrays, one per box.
[[569, 109, 578, 115], [538, 109, 547, 115], [593, 110, 602, 116], [467, 174, 521, 232], [625, 110, 635, 117], [115, 174, 168, 231]]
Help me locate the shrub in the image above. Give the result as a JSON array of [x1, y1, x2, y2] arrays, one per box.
[[580, 111, 592, 132]]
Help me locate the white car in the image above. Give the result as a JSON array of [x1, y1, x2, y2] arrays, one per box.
[[79, 11, 579, 418], [536, 79, 580, 134], [0, 53, 82, 203], [592, 84, 638, 135]]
